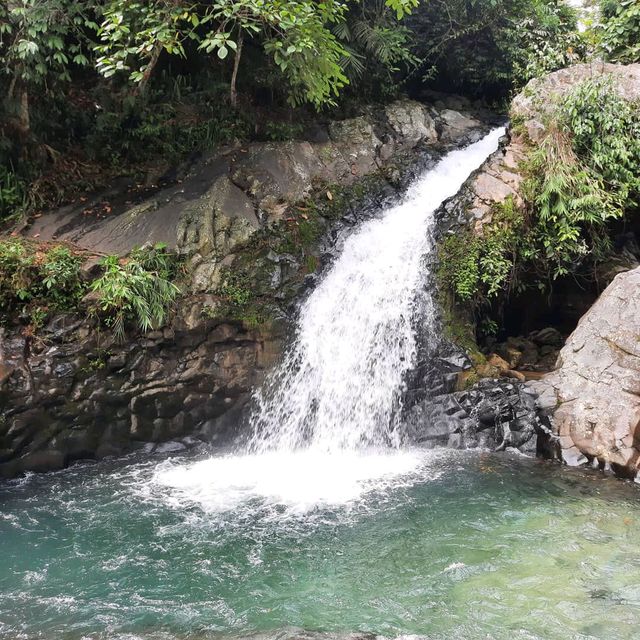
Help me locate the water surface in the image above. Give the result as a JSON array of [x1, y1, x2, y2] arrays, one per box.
[[2, 448, 639, 640]]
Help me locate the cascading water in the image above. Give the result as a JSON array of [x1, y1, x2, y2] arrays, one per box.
[[249, 126, 505, 454], [153, 128, 505, 513]]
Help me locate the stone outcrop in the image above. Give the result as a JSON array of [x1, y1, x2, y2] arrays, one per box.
[[24, 100, 483, 293], [430, 63, 640, 473], [439, 62, 640, 234], [529, 267, 640, 478], [512, 61, 640, 143], [0, 298, 283, 478]]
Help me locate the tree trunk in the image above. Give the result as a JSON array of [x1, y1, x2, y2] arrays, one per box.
[[18, 87, 30, 136], [138, 43, 163, 94], [230, 31, 244, 109]]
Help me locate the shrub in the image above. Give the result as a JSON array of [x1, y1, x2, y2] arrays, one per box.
[[0, 239, 86, 325], [0, 167, 27, 221], [90, 243, 180, 339], [438, 197, 524, 304], [525, 78, 640, 276]]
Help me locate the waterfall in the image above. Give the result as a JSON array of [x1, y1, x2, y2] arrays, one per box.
[[153, 127, 504, 513], [249, 127, 505, 454]]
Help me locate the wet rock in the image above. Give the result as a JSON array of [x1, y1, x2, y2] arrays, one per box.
[[405, 378, 548, 455], [155, 441, 187, 454], [439, 109, 482, 142], [529, 327, 564, 348], [385, 100, 438, 149]]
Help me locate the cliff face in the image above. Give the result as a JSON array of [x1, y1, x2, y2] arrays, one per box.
[[0, 98, 491, 478], [435, 62, 640, 478], [0, 303, 283, 478]]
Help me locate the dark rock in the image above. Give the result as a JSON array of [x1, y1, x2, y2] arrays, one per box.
[[404, 378, 546, 455], [529, 327, 564, 347], [0, 304, 284, 478]]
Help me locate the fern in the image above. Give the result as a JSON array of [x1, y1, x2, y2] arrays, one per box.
[[90, 243, 180, 340]]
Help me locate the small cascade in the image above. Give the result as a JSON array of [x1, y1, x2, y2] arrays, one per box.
[[249, 128, 505, 454]]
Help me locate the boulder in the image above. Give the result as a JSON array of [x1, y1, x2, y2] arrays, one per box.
[[385, 100, 438, 149], [512, 61, 640, 142], [530, 267, 640, 477], [438, 109, 482, 142]]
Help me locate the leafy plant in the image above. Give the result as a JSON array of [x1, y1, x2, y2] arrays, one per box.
[[95, 0, 418, 108], [90, 243, 180, 339], [0, 166, 26, 220], [0, 239, 86, 323], [406, 0, 583, 99], [0, 0, 98, 133], [597, 0, 640, 63]]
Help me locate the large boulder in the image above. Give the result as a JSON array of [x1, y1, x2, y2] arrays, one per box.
[[512, 61, 640, 142], [530, 267, 640, 477]]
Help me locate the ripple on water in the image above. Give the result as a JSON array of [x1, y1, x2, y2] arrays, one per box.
[[2, 450, 640, 640]]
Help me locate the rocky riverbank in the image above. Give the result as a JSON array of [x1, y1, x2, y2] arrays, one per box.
[[431, 62, 640, 479]]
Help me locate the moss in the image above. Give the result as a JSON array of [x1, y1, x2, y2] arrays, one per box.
[[437, 288, 484, 364]]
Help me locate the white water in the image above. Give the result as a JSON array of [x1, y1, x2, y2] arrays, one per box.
[[153, 128, 505, 513], [249, 127, 505, 453]]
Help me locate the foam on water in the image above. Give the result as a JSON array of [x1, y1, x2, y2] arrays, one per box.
[[152, 128, 505, 514], [152, 449, 428, 515]]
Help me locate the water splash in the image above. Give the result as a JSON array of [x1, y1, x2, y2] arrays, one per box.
[[249, 128, 505, 453]]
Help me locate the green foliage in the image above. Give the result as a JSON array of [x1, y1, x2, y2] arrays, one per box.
[[0, 165, 27, 220], [0, 239, 86, 324], [95, 0, 348, 108], [525, 78, 640, 277], [510, 1, 584, 86], [215, 268, 271, 328], [333, 0, 418, 97], [90, 243, 180, 339], [86, 86, 253, 166], [263, 120, 305, 141], [438, 197, 523, 304], [407, 0, 583, 98], [597, 0, 640, 63], [95, 0, 418, 108], [440, 78, 640, 307], [0, 0, 96, 88]]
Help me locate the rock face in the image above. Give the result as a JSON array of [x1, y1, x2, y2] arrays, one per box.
[[24, 100, 483, 293], [0, 299, 283, 478], [530, 267, 640, 477], [405, 378, 549, 455]]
